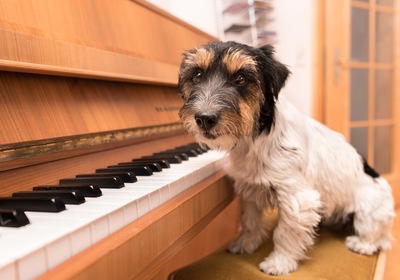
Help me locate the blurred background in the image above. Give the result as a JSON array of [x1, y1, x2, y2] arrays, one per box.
[[149, 0, 399, 191]]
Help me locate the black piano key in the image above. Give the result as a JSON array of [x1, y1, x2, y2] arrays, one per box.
[[0, 209, 30, 227], [103, 166, 153, 176], [131, 159, 170, 168], [76, 172, 137, 183], [117, 162, 162, 172], [177, 144, 205, 152], [185, 143, 208, 153], [140, 155, 182, 164], [33, 185, 102, 198], [60, 177, 124, 189], [0, 197, 66, 212], [12, 191, 85, 205], [166, 148, 198, 157], [194, 148, 205, 154], [152, 152, 189, 160], [179, 143, 204, 151]]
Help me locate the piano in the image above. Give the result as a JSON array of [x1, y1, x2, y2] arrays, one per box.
[[0, 1, 238, 279]]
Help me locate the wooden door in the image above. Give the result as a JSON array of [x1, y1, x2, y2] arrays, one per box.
[[324, 0, 400, 201]]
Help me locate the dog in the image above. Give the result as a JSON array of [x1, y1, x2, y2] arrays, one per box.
[[177, 41, 395, 275]]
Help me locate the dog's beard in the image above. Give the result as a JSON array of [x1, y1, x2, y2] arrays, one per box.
[[197, 134, 238, 151], [180, 116, 243, 151]]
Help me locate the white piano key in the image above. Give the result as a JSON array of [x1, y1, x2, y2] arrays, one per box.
[[0, 245, 18, 280], [4, 216, 74, 271], [8, 213, 101, 270], [18, 248, 47, 280], [159, 184, 170, 204], [0, 238, 48, 280], [45, 235, 71, 269], [123, 200, 138, 225], [0, 256, 17, 280], [69, 196, 141, 233], [136, 195, 151, 217], [102, 188, 161, 211], [0, 150, 227, 279], [169, 176, 188, 197], [108, 208, 125, 234], [1, 217, 79, 273], [90, 216, 109, 243], [70, 225, 91, 255]]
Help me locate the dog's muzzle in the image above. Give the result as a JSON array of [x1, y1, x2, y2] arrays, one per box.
[[194, 112, 218, 130], [194, 112, 220, 139]]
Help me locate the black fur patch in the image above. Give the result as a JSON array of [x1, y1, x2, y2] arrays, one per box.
[[362, 157, 380, 178], [327, 212, 356, 236], [255, 45, 290, 134]]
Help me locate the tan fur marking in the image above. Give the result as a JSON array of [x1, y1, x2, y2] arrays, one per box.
[[222, 49, 257, 74], [184, 47, 214, 69], [182, 83, 191, 100], [239, 100, 255, 136], [246, 84, 264, 106]]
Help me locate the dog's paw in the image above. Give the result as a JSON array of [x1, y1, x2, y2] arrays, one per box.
[[259, 252, 298, 276], [228, 234, 262, 254], [345, 235, 378, 255]]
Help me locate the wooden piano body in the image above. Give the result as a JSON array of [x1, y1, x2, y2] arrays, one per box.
[[0, 1, 238, 279]]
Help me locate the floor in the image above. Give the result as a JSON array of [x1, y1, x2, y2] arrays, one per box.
[[385, 208, 400, 279]]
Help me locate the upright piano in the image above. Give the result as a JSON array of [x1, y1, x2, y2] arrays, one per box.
[[0, 1, 238, 279]]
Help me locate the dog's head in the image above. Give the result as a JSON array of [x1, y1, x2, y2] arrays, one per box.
[[178, 41, 289, 150]]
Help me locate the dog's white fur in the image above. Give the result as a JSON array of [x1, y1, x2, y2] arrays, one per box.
[[201, 96, 395, 275]]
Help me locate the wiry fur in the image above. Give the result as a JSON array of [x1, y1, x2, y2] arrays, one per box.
[[178, 41, 395, 275]]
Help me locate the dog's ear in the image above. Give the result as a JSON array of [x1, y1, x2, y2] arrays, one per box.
[[258, 45, 290, 99], [177, 50, 194, 101]]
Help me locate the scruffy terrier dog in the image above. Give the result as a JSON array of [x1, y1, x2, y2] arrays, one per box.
[[178, 41, 395, 275]]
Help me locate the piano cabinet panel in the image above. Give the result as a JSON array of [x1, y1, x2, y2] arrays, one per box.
[[0, 71, 184, 146], [36, 171, 237, 280], [152, 197, 240, 280], [0, 0, 215, 83]]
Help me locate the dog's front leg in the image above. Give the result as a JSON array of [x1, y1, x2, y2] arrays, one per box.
[[228, 198, 270, 254], [259, 186, 321, 275]]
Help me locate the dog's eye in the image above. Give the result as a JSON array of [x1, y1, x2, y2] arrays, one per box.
[[234, 74, 246, 85], [193, 71, 203, 83]]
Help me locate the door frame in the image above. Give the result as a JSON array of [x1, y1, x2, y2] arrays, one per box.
[[317, 0, 400, 205]]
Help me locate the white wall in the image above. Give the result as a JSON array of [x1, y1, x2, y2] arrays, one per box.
[[147, 0, 314, 116], [273, 0, 315, 116], [146, 0, 220, 38]]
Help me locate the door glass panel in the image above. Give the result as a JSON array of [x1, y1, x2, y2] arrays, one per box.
[[350, 69, 369, 121], [374, 125, 392, 173], [377, 0, 394, 6], [376, 12, 393, 63], [350, 127, 369, 158], [351, 7, 369, 62], [374, 70, 393, 119], [328, 1, 397, 179]]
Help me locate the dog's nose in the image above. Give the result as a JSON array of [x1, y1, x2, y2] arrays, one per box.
[[195, 112, 218, 130]]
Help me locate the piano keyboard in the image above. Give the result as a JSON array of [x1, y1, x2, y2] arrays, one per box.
[[0, 143, 227, 280]]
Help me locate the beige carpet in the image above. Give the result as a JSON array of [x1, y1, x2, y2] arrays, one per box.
[[170, 214, 380, 280]]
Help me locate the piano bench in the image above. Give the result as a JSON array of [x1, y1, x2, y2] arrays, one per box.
[[169, 213, 386, 280]]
